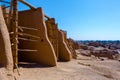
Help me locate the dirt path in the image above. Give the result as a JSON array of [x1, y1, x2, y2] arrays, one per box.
[[16, 55, 120, 80]]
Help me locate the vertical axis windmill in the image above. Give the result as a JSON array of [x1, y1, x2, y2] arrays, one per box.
[[0, 0, 52, 69], [0, 0, 36, 69], [0, 0, 19, 69], [10, 0, 36, 69]]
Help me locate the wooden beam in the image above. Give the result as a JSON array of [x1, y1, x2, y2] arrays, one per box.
[[19, 26, 39, 30], [18, 32, 40, 39], [18, 0, 36, 10], [44, 14, 50, 19], [18, 0, 51, 20], [0, 0, 10, 4], [18, 49, 38, 52], [11, 0, 18, 69], [18, 37, 38, 42]]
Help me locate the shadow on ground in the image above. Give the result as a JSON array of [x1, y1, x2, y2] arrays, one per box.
[[18, 62, 53, 68]]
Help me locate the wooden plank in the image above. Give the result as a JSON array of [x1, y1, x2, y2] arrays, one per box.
[[18, 49, 37, 52], [18, 32, 40, 39], [17, 26, 23, 32], [18, 37, 38, 42], [19, 26, 39, 30]]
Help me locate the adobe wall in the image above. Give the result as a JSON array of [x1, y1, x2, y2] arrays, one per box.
[[67, 38, 77, 59], [0, 7, 14, 80], [58, 30, 72, 61], [0, 33, 7, 67], [60, 30, 77, 59], [0, 6, 13, 68], [0, 7, 7, 66], [18, 8, 57, 66], [45, 18, 59, 59]]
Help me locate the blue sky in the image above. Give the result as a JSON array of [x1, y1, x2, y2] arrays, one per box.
[[1, 0, 120, 40]]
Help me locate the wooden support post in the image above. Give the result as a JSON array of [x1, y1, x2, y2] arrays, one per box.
[[8, 0, 13, 29], [11, 0, 18, 69]]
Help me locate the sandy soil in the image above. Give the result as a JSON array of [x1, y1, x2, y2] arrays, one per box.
[[0, 68, 10, 80], [14, 54, 120, 80]]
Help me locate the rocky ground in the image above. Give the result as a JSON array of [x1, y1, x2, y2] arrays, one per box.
[[13, 53, 120, 80]]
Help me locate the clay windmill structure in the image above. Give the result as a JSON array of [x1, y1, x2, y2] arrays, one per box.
[[0, 0, 77, 74]]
